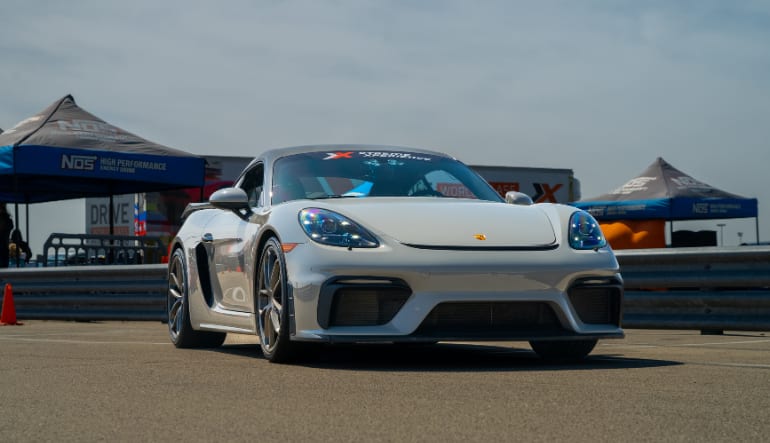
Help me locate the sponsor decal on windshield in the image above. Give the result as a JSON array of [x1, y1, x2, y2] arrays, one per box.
[[323, 152, 354, 160], [323, 151, 433, 162], [360, 152, 433, 161]]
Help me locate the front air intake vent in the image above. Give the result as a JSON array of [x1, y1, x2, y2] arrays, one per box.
[[568, 278, 623, 326], [414, 302, 564, 338], [318, 277, 411, 328]]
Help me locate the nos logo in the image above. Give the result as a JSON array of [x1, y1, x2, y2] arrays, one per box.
[[61, 154, 97, 171]]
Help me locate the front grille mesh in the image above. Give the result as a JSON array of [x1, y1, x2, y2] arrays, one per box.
[[568, 286, 622, 325], [330, 288, 410, 326], [414, 302, 563, 337]]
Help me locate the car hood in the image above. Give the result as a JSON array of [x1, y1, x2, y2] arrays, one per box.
[[325, 198, 557, 248]]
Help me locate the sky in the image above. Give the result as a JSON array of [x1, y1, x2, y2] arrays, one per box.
[[2, 0, 769, 254]]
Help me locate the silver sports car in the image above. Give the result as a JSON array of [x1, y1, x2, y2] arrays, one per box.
[[168, 145, 623, 362]]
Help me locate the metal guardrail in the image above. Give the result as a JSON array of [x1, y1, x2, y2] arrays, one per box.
[[1, 246, 769, 331], [617, 246, 770, 333], [0, 265, 167, 321]]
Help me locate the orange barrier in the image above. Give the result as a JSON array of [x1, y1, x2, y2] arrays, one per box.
[[601, 219, 666, 250]]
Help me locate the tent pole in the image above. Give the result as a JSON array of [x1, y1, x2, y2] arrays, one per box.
[[757, 216, 760, 244], [108, 194, 115, 264], [669, 220, 674, 247], [25, 204, 29, 246], [13, 203, 19, 267], [109, 195, 114, 236]]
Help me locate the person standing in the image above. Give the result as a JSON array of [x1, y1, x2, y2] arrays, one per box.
[[10, 229, 32, 267], [0, 204, 13, 268]]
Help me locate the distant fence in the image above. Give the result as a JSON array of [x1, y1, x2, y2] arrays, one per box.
[[42, 233, 166, 266], [1, 246, 769, 331]]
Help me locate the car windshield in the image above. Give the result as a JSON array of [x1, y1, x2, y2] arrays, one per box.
[[271, 150, 503, 205]]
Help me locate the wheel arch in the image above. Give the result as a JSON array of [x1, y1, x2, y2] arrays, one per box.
[[254, 227, 280, 262], [253, 228, 298, 338], [168, 237, 210, 327]]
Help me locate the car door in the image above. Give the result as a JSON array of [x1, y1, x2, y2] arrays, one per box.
[[202, 163, 264, 313]]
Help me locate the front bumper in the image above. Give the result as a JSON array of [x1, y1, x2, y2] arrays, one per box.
[[284, 241, 624, 343]]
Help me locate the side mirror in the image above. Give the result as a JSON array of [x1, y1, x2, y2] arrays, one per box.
[[210, 187, 250, 210], [505, 191, 533, 206]]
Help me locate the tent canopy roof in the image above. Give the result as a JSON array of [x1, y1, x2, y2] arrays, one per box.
[[0, 95, 205, 203], [573, 157, 757, 221]]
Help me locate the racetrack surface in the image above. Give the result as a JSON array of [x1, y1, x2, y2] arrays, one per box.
[[1, 321, 768, 442]]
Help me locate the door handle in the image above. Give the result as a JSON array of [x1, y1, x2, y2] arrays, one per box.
[[201, 233, 213, 243]]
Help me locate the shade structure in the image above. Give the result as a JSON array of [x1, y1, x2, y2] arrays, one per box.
[[573, 157, 760, 246], [572, 157, 757, 221], [0, 95, 205, 203]]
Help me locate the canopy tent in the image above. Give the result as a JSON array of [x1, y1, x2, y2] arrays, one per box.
[[572, 157, 759, 245], [0, 95, 205, 203], [0, 95, 205, 242]]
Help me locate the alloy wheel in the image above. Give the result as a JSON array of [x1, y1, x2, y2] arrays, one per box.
[[257, 244, 283, 354], [167, 251, 186, 341]]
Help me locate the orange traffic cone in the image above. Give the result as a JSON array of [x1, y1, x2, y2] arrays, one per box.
[[0, 283, 22, 326]]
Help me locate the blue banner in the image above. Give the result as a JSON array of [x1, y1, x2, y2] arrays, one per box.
[[572, 197, 757, 221], [14, 145, 204, 188]]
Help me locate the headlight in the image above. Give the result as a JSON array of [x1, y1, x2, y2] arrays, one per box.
[[568, 211, 607, 250], [299, 208, 379, 248]]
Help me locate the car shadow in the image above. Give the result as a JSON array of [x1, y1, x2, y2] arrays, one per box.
[[215, 341, 681, 372]]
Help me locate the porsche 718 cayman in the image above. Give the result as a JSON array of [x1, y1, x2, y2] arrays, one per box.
[[167, 145, 623, 362]]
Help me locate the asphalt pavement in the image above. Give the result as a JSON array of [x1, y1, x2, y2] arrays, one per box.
[[0, 321, 768, 442]]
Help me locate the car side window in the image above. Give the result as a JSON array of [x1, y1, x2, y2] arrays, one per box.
[[239, 163, 264, 207]]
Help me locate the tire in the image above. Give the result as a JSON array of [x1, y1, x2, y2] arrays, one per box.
[[256, 237, 304, 363], [167, 247, 226, 348], [529, 339, 598, 362]]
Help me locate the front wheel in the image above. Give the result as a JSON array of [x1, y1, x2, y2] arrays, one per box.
[[256, 237, 304, 363], [167, 248, 226, 348], [529, 339, 598, 362]]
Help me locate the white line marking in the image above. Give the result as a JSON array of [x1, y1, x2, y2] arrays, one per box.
[[601, 339, 770, 348], [0, 332, 132, 338], [671, 339, 770, 347], [600, 343, 658, 348], [694, 362, 770, 370], [0, 336, 170, 345]]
